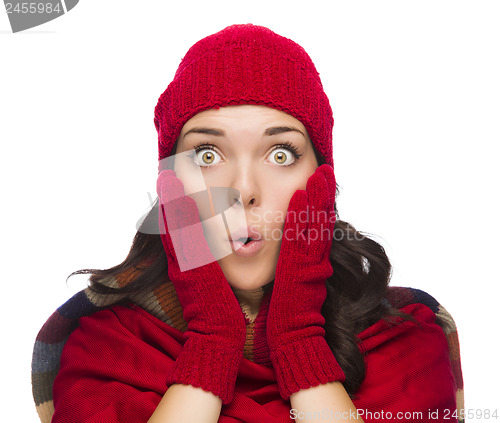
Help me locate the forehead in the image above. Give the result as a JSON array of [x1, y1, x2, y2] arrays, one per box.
[[180, 105, 307, 133]]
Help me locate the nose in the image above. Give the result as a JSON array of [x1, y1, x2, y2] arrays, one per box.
[[229, 165, 260, 209]]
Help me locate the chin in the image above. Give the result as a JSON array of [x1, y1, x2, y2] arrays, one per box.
[[218, 255, 276, 291], [227, 276, 273, 291], [216, 239, 280, 291]]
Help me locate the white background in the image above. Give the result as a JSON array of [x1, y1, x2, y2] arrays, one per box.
[[1, 1, 499, 420]]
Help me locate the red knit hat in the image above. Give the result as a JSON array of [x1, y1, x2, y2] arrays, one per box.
[[154, 23, 334, 167]]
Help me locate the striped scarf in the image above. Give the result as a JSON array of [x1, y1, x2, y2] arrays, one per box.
[[31, 269, 464, 423]]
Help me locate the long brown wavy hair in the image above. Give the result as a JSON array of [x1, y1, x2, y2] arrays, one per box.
[[70, 150, 412, 397]]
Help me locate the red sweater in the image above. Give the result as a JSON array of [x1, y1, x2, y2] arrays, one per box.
[[51, 301, 457, 422]]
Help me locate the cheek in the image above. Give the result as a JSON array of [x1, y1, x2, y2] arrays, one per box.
[[173, 156, 207, 196], [267, 170, 311, 218], [258, 165, 316, 243], [258, 186, 299, 244]]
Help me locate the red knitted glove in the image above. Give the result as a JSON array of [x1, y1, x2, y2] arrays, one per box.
[[157, 169, 247, 404], [267, 164, 346, 399]]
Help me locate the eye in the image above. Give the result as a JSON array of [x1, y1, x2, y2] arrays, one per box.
[[268, 142, 302, 166], [270, 148, 295, 165], [197, 150, 218, 165], [189, 145, 222, 167]]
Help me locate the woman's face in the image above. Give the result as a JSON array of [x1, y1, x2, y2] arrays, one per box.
[[173, 105, 319, 290]]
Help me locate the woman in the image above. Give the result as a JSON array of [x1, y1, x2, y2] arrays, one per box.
[[32, 24, 463, 422]]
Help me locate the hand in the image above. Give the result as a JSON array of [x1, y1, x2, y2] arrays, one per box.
[[266, 164, 345, 399], [157, 169, 246, 404]]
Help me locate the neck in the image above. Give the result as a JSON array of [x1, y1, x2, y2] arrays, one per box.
[[232, 281, 273, 323]]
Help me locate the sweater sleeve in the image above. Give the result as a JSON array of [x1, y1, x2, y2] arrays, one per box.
[[51, 305, 182, 423], [353, 303, 459, 423]]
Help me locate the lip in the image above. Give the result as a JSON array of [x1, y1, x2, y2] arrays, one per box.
[[227, 225, 264, 258], [228, 225, 263, 242], [230, 238, 264, 257]]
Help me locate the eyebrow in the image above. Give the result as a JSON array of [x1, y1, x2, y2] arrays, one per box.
[[183, 126, 305, 138], [265, 126, 305, 137]]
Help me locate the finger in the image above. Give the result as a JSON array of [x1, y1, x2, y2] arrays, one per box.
[[316, 164, 336, 207], [283, 190, 308, 247], [159, 188, 200, 243], [285, 189, 308, 226], [176, 220, 216, 270], [158, 205, 176, 258], [305, 167, 335, 258], [305, 167, 329, 217], [164, 195, 215, 271], [157, 170, 185, 204], [156, 169, 174, 198], [317, 166, 336, 232], [164, 195, 201, 230]]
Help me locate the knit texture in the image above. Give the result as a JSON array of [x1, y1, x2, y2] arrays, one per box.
[[157, 169, 247, 404], [51, 302, 455, 422], [31, 275, 464, 423], [267, 165, 345, 399], [154, 24, 334, 167]]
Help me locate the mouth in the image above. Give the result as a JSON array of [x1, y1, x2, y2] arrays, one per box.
[[231, 236, 256, 247], [228, 227, 264, 257]]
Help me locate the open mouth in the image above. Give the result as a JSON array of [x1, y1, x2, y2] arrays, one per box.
[[230, 237, 255, 248], [227, 226, 264, 257], [229, 235, 263, 257]]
